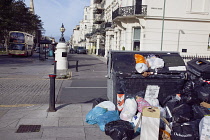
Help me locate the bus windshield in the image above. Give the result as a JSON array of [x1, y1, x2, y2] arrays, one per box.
[[9, 44, 25, 50], [9, 32, 25, 43]]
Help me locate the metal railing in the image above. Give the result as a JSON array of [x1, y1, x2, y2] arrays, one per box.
[[112, 5, 147, 20], [94, 14, 104, 24], [181, 55, 210, 63]]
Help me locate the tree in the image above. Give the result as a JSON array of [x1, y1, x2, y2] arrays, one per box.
[[0, 0, 44, 48]]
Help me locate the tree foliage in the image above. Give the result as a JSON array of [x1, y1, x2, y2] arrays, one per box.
[[0, 0, 44, 42]]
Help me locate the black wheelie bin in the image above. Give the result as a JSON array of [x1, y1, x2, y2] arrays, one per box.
[[107, 50, 187, 107], [187, 58, 210, 81]]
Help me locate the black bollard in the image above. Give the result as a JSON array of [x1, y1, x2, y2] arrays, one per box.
[[54, 61, 57, 74], [76, 60, 78, 72], [48, 74, 57, 112]]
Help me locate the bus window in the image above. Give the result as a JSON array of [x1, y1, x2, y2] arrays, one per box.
[[9, 32, 25, 43], [9, 44, 25, 50]]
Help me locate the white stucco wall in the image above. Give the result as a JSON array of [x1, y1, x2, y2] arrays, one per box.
[[140, 0, 210, 55]]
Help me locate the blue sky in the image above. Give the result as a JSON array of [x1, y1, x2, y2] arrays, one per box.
[[24, 0, 90, 41]]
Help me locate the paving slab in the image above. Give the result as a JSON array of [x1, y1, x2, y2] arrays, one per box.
[[17, 118, 59, 127], [41, 127, 85, 139], [0, 128, 42, 140]]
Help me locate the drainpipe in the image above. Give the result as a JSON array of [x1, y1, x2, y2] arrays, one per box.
[[160, 0, 166, 51]]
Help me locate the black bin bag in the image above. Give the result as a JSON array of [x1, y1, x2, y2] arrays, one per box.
[[105, 120, 134, 140], [92, 98, 107, 108], [192, 105, 210, 120], [172, 103, 193, 123], [194, 82, 210, 103], [171, 120, 200, 140]]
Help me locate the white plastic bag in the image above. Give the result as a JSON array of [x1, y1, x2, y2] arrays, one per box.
[[120, 98, 137, 121], [135, 63, 148, 73], [147, 57, 164, 69], [199, 116, 210, 140], [96, 101, 116, 111], [130, 112, 142, 129]]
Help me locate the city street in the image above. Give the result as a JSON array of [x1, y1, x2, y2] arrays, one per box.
[[0, 53, 108, 105], [0, 53, 61, 105], [0, 53, 121, 140]]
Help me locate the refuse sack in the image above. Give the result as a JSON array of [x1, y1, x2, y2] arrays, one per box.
[[192, 105, 210, 120], [181, 80, 195, 95], [105, 120, 134, 140], [92, 98, 107, 108], [85, 107, 107, 125], [135, 54, 146, 64], [136, 96, 151, 113], [130, 112, 142, 136], [96, 110, 120, 131], [120, 98, 137, 121], [135, 63, 148, 73], [146, 54, 164, 69], [96, 101, 116, 111], [180, 80, 200, 105], [172, 103, 193, 123], [134, 54, 148, 73], [181, 93, 199, 105], [163, 95, 181, 122], [194, 82, 210, 103], [171, 120, 200, 140], [199, 116, 210, 140], [162, 95, 180, 109]]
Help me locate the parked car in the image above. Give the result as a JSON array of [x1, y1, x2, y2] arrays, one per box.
[[77, 47, 87, 54]]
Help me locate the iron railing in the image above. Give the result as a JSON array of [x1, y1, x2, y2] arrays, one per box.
[[100, 22, 112, 29], [181, 55, 210, 63], [112, 5, 147, 20], [94, 14, 104, 24]]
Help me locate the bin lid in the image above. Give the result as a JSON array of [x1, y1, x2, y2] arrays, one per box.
[[187, 58, 210, 72], [110, 51, 186, 74]]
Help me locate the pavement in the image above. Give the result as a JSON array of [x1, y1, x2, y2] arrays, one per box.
[[0, 53, 141, 140]]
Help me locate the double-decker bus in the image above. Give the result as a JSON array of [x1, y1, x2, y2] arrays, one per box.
[[8, 31, 34, 56]]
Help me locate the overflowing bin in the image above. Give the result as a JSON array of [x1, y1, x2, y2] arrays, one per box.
[[107, 50, 187, 107]]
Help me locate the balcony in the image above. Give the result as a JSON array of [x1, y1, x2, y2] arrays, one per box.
[[94, 8, 104, 14], [100, 22, 112, 29], [112, 5, 147, 20], [94, 14, 104, 24], [93, 0, 102, 4]]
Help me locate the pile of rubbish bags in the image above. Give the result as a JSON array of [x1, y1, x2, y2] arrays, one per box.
[[86, 86, 210, 140], [86, 81, 210, 140], [85, 56, 210, 140]]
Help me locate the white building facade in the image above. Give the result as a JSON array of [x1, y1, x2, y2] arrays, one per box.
[[71, 0, 210, 57]]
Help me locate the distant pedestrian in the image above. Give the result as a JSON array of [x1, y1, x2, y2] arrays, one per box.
[[52, 44, 55, 58]]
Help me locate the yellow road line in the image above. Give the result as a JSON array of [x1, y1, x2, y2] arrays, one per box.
[[0, 104, 36, 107]]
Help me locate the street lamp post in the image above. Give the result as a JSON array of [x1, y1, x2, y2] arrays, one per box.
[[54, 23, 68, 70], [177, 29, 185, 52], [59, 23, 66, 42]]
